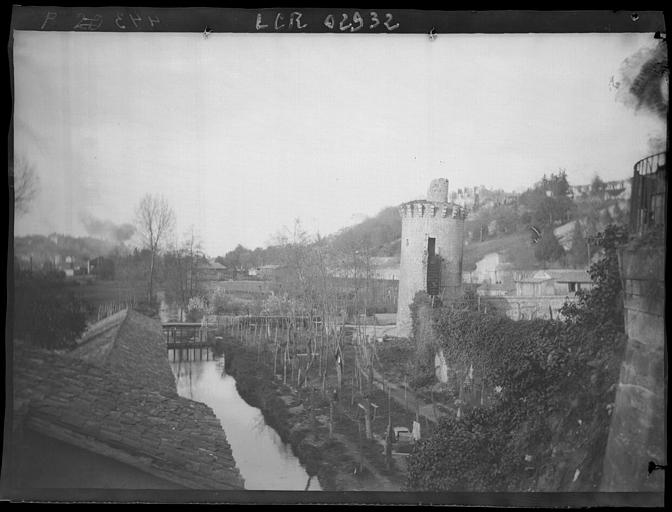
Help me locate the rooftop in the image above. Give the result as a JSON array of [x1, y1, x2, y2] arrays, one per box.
[[477, 282, 510, 291], [68, 309, 176, 395], [12, 311, 244, 490], [196, 260, 227, 270], [542, 269, 592, 283], [515, 269, 592, 283]]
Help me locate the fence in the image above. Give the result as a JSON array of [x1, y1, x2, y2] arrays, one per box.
[[630, 151, 667, 235], [96, 298, 136, 322]]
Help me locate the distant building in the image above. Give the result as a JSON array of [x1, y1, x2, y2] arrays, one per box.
[[195, 260, 228, 281], [255, 264, 283, 280], [514, 269, 593, 297], [87, 256, 115, 279], [604, 179, 632, 199], [476, 282, 509, 297], [450, 186, 480, 210], [570, 184, 592, 197], [463, 253, 514, 292], [8, 309, 244, 490], [569, 179, 632, 200]]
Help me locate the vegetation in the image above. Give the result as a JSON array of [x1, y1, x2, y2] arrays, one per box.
[[519, 170, 575, 229], [13, 276, 87, 349], [533, 226, 565, 265], [162, 229, 205, 321], [12, 156, 40, 216], [567, 221, 589, 268], [560, 225, 628, 330], [135, 194, 175, 304], [406, 224, 628, 491]]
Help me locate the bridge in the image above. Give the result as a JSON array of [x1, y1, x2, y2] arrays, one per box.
[[162, 315, 325, 360], [162, 322, 213, 348], [162, 322, 215, 361]]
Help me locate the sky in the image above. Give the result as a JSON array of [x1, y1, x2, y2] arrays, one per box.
[[12, 31, 666, 256]]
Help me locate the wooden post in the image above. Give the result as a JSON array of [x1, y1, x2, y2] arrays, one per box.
[[274, 343, 279, 377], [386, 384, 393, 470], [385, 420, 393, 470], [329, 400, 334, 438], [357, 419, 363, 475], [404, 375, 408, 411]]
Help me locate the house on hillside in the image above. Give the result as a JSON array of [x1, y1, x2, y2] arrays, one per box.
[[604, 178, 632, 199], [463, 252, 514, 290], [7, 309, 244, 490], [195, 260, 229, 281], [514, 269, 593, 297], [450, 187, 480, 210]]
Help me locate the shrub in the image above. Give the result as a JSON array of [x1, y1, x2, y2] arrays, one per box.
[[13, 279, 87, 349], [407, 226, 628, 491], [408, 407, 509, 491]]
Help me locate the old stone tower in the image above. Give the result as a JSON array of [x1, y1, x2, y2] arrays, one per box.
[[396, 178, 466, 337]]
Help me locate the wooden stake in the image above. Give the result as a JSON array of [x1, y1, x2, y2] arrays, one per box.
[[329, 401, 334, 438]]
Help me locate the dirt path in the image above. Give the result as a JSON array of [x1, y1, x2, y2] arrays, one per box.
[[371, 368, 451, 424], [331, 430, 400, 491]]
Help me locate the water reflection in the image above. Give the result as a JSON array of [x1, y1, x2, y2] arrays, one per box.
[[171, 355, 321, 491]]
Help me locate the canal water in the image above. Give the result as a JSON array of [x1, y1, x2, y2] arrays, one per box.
[[170, 350, 321, 491]]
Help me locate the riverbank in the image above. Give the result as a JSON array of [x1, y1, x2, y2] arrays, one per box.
[[219, 339, 407, 492]]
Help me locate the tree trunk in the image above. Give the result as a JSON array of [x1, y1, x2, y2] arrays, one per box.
[[273, 343, 278, 377], [148, 250, 155, 304], [368, 359, 374, 397], [283, 345, 288, 385]]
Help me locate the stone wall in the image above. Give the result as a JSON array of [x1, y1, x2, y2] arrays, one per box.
[[482, 295, 578, 320], [600, 244, 666, 491]]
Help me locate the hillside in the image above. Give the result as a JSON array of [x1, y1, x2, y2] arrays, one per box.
[[327, 206, 401, 256], [463, 232, 539, 271], [13, 234, 128, 265], [323, 183, 628, 271]]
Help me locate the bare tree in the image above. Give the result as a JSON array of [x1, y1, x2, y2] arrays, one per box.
[[12, 157, 40, 216], [163, 227, 205, 321], [135, 194, 175, 304]]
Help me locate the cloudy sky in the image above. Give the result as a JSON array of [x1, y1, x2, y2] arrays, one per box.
[[13, 31, 665, 256]]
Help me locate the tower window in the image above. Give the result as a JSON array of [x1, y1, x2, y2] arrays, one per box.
[[427, 237, 440, 295]]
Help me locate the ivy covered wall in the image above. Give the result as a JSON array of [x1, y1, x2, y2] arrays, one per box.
[[406, 226, 631, 492]]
